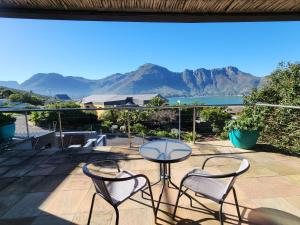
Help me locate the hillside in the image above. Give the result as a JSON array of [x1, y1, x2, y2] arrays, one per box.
[[1, 64, 264, 97]]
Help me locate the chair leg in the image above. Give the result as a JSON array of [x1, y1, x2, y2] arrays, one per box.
[[219, 202, 224, 225], [87, 193, 97, 225], [173, 184, 183, 218], [114, 206, 119, 225], [232, 187, 242, 220], [145, 179, 157, 218]]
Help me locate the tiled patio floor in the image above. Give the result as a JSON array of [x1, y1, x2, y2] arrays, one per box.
[[0, 141, 300, 225]]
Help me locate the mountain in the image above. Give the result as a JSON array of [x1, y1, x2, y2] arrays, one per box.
[[0, 81, 20, 89], [1, 64, 264, 97], [20, 73, 93, 97]]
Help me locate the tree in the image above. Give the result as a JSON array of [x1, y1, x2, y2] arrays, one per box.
[[0, 89, 13, 98], [200, 107, 231, 135], [244, 62, 300, 152], [147, 96, 166, 107], [9, 92, 44, 105], [31, 102, 99, 131]]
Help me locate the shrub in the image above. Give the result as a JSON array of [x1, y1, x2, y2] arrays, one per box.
[[0, 113, 16, 126], [182, 132, 193, 142], [132, 123, 146, 135], [225, 112, 263, 131], [30, 102, 98, 131], [243, 62, 300, 153], [200, 107, 231, 135], [9, 92, 44, 105]]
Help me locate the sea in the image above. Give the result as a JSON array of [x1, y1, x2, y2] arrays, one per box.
[[167, 95, 243, 105]]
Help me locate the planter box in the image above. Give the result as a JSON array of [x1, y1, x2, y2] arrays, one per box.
[[228, 129, 259, 150], [0, 123, 16, 142]]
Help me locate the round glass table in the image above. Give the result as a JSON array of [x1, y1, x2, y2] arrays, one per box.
[[139, 139, 192, 214]]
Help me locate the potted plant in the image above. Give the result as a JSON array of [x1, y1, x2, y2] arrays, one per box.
[[225, 114, 263, 149], [0, 113, 16, 142]]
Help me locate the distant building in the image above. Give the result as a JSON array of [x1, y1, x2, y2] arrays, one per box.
[[81, 94, 167, 117], [54, 94, 71, 101]]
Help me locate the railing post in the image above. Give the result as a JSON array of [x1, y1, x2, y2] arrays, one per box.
[[24, 111, 30, 138], [193, 107, 196, 144], [58, 111, 64, 151], [178, 107, 181, 140], [127, 111, 132, 148]]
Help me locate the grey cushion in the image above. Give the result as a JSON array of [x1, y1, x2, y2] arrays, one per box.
[[105, 171, 147, 204], [183, 169, 228, 203]]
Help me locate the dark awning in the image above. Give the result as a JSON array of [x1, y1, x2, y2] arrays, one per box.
[[0, 0, 300, 22]]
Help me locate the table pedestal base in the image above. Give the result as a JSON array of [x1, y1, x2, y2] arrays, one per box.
[[142, 162, 180, 215]]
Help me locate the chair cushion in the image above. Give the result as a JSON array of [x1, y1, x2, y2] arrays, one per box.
[[183, 169, 228, 203], [106, 170, 147, 204]]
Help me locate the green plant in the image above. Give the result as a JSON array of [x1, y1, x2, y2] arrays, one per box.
[[243, 62, 300, 153], [0, 113, 16, 126], [219, 130, 229, 140], [30, 102, 98, 131], [200, 107, 231, 135], [182, 132, 193, 142], [9, 92, 44, 105], [132, 123, 146, 135], [155, 130, 170, 138], [225, 113, 263, 131], [170, 128, 179, 138], [101, 120, 113, 132]]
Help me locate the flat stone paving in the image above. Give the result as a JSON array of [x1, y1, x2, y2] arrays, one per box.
[[0, 141, 299, 225]]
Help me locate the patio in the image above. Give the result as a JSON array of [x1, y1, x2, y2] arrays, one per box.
[[0, 140, 299, 225]]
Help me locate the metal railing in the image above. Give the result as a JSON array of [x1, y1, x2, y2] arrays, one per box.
[[1, 103, 299, 152]]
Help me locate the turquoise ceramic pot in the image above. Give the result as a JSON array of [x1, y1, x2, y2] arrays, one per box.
[[0, 123, 16, 142], [228, 129, 259, 149]]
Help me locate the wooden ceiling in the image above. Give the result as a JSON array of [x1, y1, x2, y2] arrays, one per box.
[[0, 0, 300, 22]]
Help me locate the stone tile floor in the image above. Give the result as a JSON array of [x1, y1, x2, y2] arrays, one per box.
[[0, 141, 299, 225]]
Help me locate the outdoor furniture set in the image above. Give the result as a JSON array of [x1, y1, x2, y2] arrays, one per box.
[[83, 139, 250, 225]]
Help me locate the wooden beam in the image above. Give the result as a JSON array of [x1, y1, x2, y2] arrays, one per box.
[[0, 8, 300, 22]]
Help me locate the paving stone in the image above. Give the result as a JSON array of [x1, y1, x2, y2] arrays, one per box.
[[3, 164, 35, 177], [31, 214, 74, 225], [0, 177, 18, 191], [0, 141, 299, 225], [0, 157, 29, 166], [0, 217, 36, 225], [25, 164, 57, 176], [39, 189, 88, 215], [50, 163, 79, 175], [59, 174, 92, 191], [0, 158, 8, 163], [2, 192, 48, 219], [0, 167, 10, 176], [0, 194, 25, 216], [0, 176, 45, 195], [72, 212, 113, 225], [31, 175, 66, 193]]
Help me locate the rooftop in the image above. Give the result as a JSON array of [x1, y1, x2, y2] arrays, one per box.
[[81, 94, 164, 105], [0, 140, 299, 225]]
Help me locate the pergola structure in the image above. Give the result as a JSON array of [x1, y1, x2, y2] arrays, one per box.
[[0, 0, 300, 22]]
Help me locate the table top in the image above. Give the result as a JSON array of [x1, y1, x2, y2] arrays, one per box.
[[139, 139, 192, 163]]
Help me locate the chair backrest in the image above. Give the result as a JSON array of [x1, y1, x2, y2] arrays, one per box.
[[224, 157, 250, 195], [82, 161, 117, 204], [91, 177, 113, 204]]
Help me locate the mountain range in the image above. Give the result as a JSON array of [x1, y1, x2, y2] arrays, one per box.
[[0, 63, 265, 98]]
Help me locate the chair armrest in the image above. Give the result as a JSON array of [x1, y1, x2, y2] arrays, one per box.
[[104, 173, 151, 183], [83, 160, 120, 178], [201, 155, 244, 170], [184, 171, 237, 180]]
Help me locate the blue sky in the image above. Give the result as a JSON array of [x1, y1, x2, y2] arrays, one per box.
[[0, 18, 300, 83]]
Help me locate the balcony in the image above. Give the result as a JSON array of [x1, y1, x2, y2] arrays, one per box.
[[0, 105, 300, 225]]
